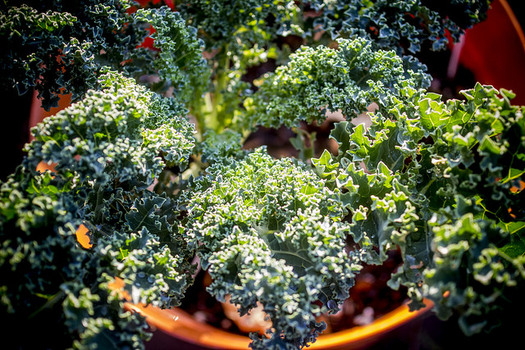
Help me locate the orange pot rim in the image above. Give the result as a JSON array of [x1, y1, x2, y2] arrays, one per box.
[[127, 299, 434, 349]]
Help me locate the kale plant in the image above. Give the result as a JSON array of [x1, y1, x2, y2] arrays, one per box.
[[314, 83, 525, 335], [0, 70, 196, 348], [0, 0, 208, 110], [184, 148, 360, 348], [301, 0, 492, 54], [2, 1, 523, 350], [250, 37, 431, 128]]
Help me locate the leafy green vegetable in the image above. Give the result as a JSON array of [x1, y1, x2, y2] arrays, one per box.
[[0, 71, 195, 349], [250, 37, 430, 128], [184, 148, 362, 349], [174, 0, 291, 53], [315, 83, 525, 334], [131, 5, 209, 101], [0, 1, 208, 110], [2, 1, 522, 350], [303, 0, 492, 54]]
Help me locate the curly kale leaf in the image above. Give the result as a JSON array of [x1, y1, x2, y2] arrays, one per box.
[[131, 6, 209, 101], [174, 0, 294, 53], [26, 70, 194, 188], [417, 85, 525, 334], [1, 1, 134, 109], [196, 129, 247, 164], [315, 83, 525, 334], [24, 70, 196, 284], [0, 71, 195, 349], [170, 1, 298, 135], [304, 0, 492, 54], [0, 1, 207, 110], [0, 168, 154, 349], [184, 148, 362, 349], [250, 37, 430, 128]]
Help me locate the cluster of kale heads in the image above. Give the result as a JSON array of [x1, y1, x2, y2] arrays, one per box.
[[1, 1, 524, 349]]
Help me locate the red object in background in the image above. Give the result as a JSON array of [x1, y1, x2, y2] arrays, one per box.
[[134, 0, 174, 9], [130, 0, 176, 49], [138, 24, 157, 50], [458, 0, 525, 104]]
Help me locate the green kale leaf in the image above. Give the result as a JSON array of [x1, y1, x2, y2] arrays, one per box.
[[250, 37, 430, 128], [315, 83, 525, 334], [184, 148, 363, 349]]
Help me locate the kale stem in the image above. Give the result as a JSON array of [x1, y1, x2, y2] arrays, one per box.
[[292, 128, 317, 162], [420, 178, 436, 196], [499, 250, 525, 277], [356, 72, 370, 86], [28, 290, 65, 319], [192, 92, 212, 138], [93, 182, 105, 224], [211, 46, 230, 131]]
